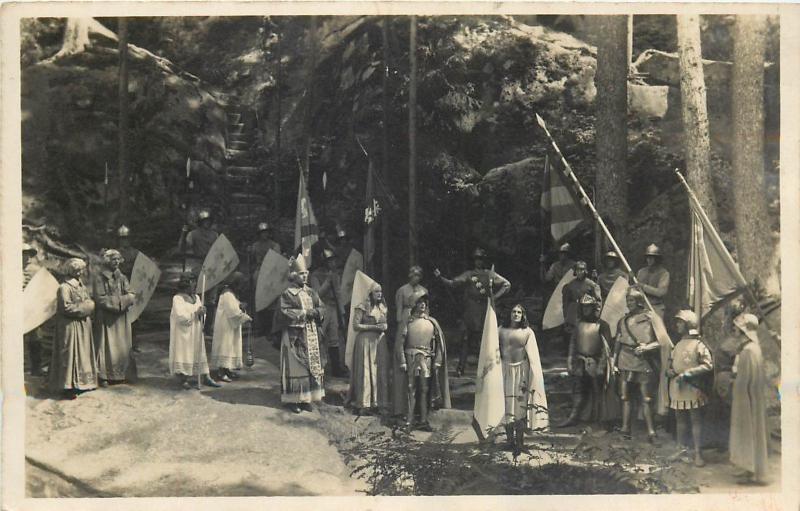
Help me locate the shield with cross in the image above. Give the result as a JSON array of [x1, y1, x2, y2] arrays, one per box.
[[196, 234, 240, 294], [128, 252, 162, 323], [23, 267, 59, 334]]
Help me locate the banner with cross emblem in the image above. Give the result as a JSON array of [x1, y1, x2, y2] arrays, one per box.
[[196, 234, 240, 294]]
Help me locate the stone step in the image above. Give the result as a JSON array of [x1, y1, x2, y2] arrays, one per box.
[[228, 139, 251, 150], [228, 123, 245, 134], [226, 165, 261, 176], [227, 113, 241, 124], [225, 149, 249, 160], [229, 192, 268, 204]]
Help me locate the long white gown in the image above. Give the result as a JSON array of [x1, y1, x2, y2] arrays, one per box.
[[210, 290, 249, 370], [169, 293, 209, 376]]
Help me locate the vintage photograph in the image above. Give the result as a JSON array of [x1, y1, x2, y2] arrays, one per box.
[[9, 8, 786, 501]]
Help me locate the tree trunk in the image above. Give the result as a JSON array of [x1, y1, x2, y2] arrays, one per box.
[[677, 14, 718, 227], [381, 16, 392, 284], [302, 17, 318, 183], [118, 18, 129, 226], [730, 15, 774, 289], [57, 18, 92, 56], [273, 29, 282, 217], [594, 16, 628, 240], [408, 15, 418, 267]]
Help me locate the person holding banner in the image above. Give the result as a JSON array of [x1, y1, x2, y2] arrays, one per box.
[[666, 310, 713, 468], [23, 243, 45, 376], [636, 244, 670, 319], [392, 266, 427, 416], [347, 282, 390, 415], [397, 290, 450, 431], [169, 271, 221, 390], [559, 294, 612, 428], [309, 249, 344, 376], [434, 248, 511, 377], [48, 258, 98, 399], [93, 249, 137, 386], [498, 304, 548, 455], [276, 255, 326, 414], [210, 272, 252, 382], [612, 287, 670, 442], [597, 251, 627, 300]]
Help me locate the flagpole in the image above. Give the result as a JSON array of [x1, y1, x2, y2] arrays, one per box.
[[674, 169, 775, 334], [540, 154, 548, 282], [535, 114, 656, 312], [199, 271, 206, 389]]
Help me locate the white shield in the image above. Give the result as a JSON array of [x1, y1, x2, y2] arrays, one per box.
[[197, 234, 239, 294], [128, 253, 162, 323], [339, 249, 364, 307], [600, 276, 630, 338], [23, 268, 59, 333], [542, 271, 576, 330], [255, 249, 290, 312]]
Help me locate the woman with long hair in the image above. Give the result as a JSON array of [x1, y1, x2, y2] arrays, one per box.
[[347, 282, 390, 415]]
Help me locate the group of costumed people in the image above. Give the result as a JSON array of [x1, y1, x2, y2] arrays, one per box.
[[33, 216, 770, 485]]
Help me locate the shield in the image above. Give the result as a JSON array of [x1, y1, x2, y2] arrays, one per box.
[[128, 253, 162, 323], [339, 249, 364, 307], [600, 276, 630, 337], [23, 268, 59, 333], [542, 271, 576, 330], [472, 299, 505, 440], [197, 234, 239, 294], [255, 249, 290, 312], [344, 270, 377, 370]]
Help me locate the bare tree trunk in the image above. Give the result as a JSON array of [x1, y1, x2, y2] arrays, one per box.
[[677, 14, 718, 227], [731, 15, 774, 289], [273, 29, 282, 217], [118, 18, 129, 225], [594, 16, 628, 238], [302, 17, 318, 183], [48, 18, 118, 61], [408, 15, 418, 267], [381, 16, 392, 283]]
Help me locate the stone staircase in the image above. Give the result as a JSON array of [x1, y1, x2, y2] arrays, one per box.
[[220, 99, 270, 251]]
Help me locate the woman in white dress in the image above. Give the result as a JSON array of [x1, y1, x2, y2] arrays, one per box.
[[210, 272, 252, 382], [169, 271, 222, 389]]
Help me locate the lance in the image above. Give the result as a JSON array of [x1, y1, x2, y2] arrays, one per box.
[[104, 162, 110, 239], [534, 113, 658, 316], [182, 156, 192, 272], [198, 271, 206, 388]]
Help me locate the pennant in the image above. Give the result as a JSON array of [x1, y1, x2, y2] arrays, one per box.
[[294, 171, 319, 267], [255, 249, 290, 311], [196, 234, 239, 293], [23, 268, 59, 334], [542, 271, 576, 330], [344, 270, 378, 370], [540, 154, 588, 243], [599, 276, 630, 338], [688, 206, 748, 320], [472, 299, 505, 441], [127, 252, 162, 323]]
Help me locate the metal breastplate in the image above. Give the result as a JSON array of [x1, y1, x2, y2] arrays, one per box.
[[406, 318, 434, 349], [576, 322, 602, 356]]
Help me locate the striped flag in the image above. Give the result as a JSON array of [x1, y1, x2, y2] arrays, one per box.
[[294, 171, 319, 267], [688, 196, 747, 320], [472, 299, 505, 441], [540, 154, 588, 242]]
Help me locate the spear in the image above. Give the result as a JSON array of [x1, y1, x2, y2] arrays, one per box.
[[198, 271, 206, 389]]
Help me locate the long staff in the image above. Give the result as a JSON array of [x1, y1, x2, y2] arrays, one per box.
[[198, 272, 206, 388]]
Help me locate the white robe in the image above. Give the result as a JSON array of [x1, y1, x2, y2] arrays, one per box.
[[210, 290, 248, 369], [169, 294, 209, 376]]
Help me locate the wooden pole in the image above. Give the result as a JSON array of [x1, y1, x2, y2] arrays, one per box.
[[274, 28, 282, 218], [408, 15, 418, 267], [199, 272, 206, 388], [117, 18, 129, 224]]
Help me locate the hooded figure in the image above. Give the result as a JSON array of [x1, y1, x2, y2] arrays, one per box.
[[210, 272, 252, 381], [729, 313, 769, 485]]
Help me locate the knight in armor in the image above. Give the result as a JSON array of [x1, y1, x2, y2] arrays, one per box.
[[667, 310, 713, 467], [499, 304, 548, 454], [309, 249, 345, 376], [392, 265, 427, 416], [276, 255, 326, 414], [248, 222, 282, 338], [397, 290, 451, 431], [612, 287, 671, 441], [558, 294, 613, 427], [636, 244, 670, 319], [180, 209, 219, 265], [115, 225, 142, 352], [561, 261, 601, 355], [542, 243, 576, 284], [434, 248, 511, 376], [597, 251, 627, 300]]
